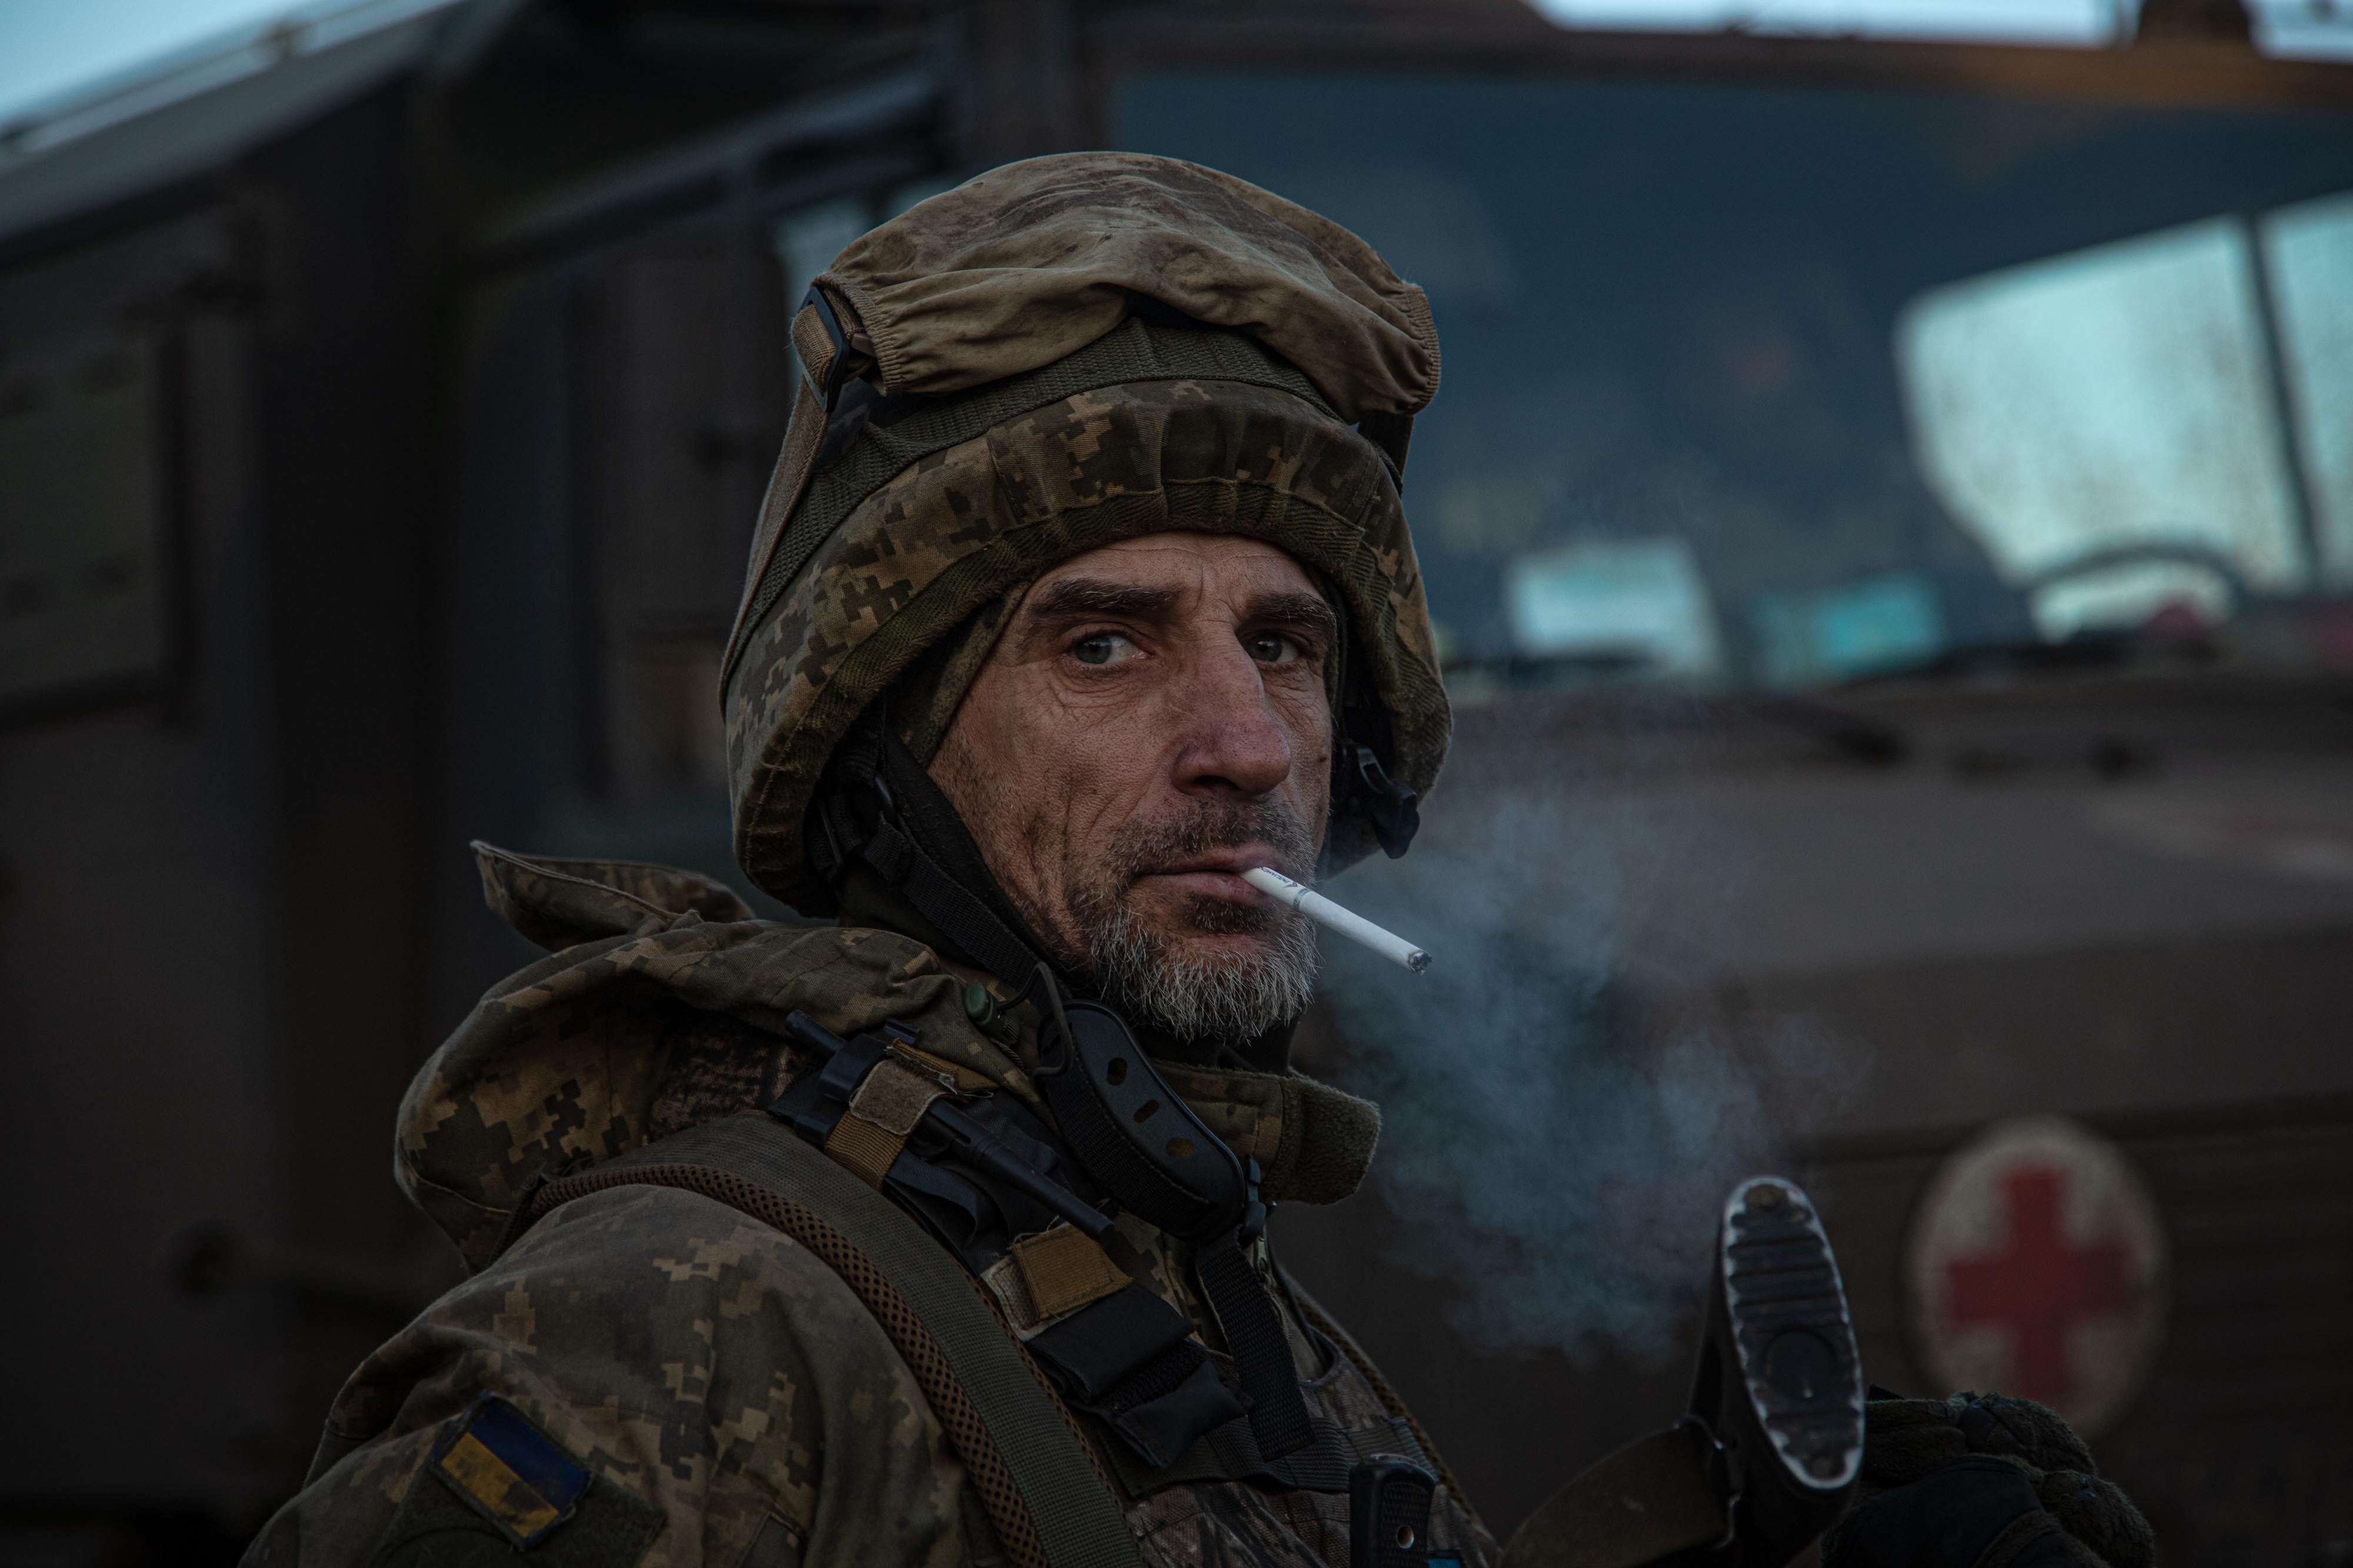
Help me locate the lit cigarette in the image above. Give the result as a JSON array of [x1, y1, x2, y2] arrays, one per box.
[[1241, 867, 1430, 974]]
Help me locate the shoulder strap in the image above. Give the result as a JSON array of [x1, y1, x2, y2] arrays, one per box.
[[508, 1112, 1144, 1568]]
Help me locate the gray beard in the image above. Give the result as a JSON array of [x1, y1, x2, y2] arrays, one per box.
[[1050, 795, 1325, 1048], [1086, 897, 1321, 1047]]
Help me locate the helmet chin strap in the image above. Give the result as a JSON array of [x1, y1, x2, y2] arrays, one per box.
[[808, 699, 1064, 992]]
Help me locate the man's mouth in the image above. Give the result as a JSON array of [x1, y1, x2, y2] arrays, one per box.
[[1134, 846, 1287, 905]]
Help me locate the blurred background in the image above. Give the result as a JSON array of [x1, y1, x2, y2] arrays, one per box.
[[2, 0, 2349, 1563]]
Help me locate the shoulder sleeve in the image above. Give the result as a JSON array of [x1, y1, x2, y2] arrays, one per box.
[[243, 1184, 978, 1568]]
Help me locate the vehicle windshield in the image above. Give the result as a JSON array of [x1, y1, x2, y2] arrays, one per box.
[[1115, 72, 2353, 692]]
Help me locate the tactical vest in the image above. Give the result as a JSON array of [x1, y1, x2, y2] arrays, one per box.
[[495, 1032, 1490, 1568]]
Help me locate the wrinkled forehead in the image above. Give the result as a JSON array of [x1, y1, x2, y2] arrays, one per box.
[[1019, 532, 1324, 617]]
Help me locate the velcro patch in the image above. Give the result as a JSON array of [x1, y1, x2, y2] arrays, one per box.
[[1009, 1224, 1129, 1324], [432, 1393, 591, 1548]]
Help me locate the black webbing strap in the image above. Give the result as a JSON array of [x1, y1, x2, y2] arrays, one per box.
[[1096, 1340, 1209, 1417], [860, 814, 1046, 990], [814, 704, 1059, 988], [1025, 1282, 1247, 1467], [1196, 1229, 1316, 1460]]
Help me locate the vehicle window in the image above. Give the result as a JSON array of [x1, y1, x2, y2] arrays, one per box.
[[2264, 191, 2353, 587], [1898, 216, 2314, 639], [1113, 73, 2353, 689]]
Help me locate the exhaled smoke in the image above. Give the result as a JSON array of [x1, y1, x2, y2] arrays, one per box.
[[1315, 778, 1854, 1365]]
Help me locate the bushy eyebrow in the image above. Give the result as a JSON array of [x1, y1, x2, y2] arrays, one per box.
[[1246, 590, 1339, 647], [1026, 578, 1176, 623]]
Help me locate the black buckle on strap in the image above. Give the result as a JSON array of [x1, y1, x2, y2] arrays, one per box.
[[802, 286, 862, 413], [1348, 742, 1421, 860], [1026, 1282, 1248, 1469], [1196, 1223, 1315, 1460]]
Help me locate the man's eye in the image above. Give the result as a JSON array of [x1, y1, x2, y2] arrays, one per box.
[[1071, 633, 1134, 666], [1247, 632, 1301, 665]]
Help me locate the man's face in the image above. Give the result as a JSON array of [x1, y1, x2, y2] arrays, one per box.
[[929, 533, 1334, 1042]]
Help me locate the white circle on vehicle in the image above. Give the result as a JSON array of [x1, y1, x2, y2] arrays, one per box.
[[1904, 1114, 2167, 1436]]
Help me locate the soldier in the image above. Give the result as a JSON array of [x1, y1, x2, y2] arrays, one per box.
[[245, 154, 2149, 1568]]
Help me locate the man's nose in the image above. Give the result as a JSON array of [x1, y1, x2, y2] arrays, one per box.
[[1171, 638, 1294, 799]]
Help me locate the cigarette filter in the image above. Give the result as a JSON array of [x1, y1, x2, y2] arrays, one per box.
[[1241, 868, 1430, 974]]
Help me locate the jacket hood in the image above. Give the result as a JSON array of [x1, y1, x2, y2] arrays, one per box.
[[401, 844, 1381, 1273]]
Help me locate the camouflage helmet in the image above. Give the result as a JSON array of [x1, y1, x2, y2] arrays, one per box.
[[721, 153, 1451, 915]]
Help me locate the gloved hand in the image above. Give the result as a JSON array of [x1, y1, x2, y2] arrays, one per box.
[[1822, 1393, 2152, 1568]]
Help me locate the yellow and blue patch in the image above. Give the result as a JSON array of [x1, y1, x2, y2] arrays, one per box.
[[430, 1393, 592, 1549]]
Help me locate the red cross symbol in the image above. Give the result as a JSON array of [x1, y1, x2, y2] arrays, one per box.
[[1944, 1163, 2133, 1407]]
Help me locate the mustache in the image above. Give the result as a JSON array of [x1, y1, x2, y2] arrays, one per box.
[[1108, 797, 1319, 882]]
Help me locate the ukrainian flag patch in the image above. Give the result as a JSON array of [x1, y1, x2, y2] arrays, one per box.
[[431, 1393, 592, 1548]]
